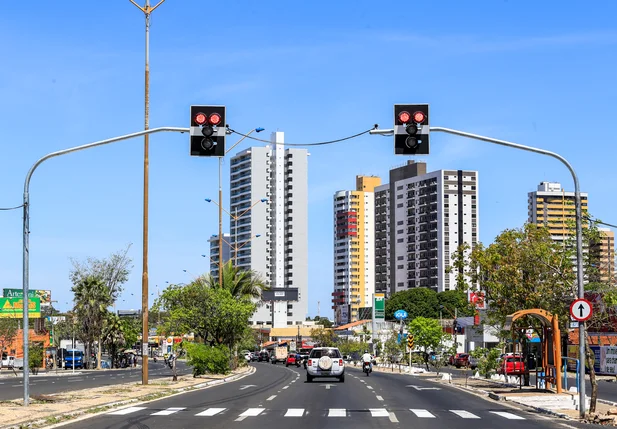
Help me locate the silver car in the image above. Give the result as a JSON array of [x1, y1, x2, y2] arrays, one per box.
[[306, 347, 345, 382]]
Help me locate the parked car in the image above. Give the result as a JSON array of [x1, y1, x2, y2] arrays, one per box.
[[498, 355, 526, 374], [306, 347, 345, 383], [468, 356, 479, 370], [453, 353, 470, 368]]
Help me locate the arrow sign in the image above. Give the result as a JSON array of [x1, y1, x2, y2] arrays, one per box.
[[239, 385, 257, 390], [320, 384, 336, 390], [405, 385, 441, 391], [570, 298, 592, 322]]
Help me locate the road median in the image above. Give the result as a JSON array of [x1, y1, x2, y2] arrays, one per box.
[[0, 365, 255, 429]]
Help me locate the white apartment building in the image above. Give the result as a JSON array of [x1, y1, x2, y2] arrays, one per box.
[[208, 233, 231, 282], [375, 161, 479, 295], [332, 176, 380, 325], [229, 132, 309, 327]]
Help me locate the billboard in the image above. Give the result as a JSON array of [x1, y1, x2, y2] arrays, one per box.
[[0, 297, 41, 318], [3, 289, 52, 306], [262, 288, 299, 302], [373, 293, 385, 320], [469, 290, 486, 310]]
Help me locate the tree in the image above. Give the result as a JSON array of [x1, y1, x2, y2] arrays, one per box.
[[407, 316, 452, 371], [197, 261, 268, 299], [437, 290, 475, 318], [309, 327, 335, 347], [469, 344, 503, 378], [313, 316, 333, 328], [383, 329, 404, 366], [385, 288, 439, 320], [102, 313, 125, 368], [0, 317, 19, 354], [71, 276, 112, 368], [69, 244, 133, 303]]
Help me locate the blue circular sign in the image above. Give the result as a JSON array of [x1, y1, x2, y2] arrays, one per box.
[[394, 309, 408, 320]]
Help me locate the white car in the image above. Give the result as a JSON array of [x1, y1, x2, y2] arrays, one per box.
[[306, 347, 345, 383]]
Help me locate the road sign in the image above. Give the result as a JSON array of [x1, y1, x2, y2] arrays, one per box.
[[394, 309, 408, 320], [570, 298, 592, 322], [373, 293, 385, 320], [0, 297, 41, 318]]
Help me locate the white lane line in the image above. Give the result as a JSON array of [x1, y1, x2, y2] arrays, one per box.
[[328, 408, 346, 417], [151, 407, 185, 416], [389, 411, 399, 423], [267, 395, 277, 401], [195, 408, 226, 416], [366, 386, 373, 390], [376, 395, 384, 401], [370, 408, 389, 417], [450, 410, 480, 419], [108, 406, 147, 415], [282, 385, 289, 389], [410, 409, 436, 418], [490, 411, 525, 420], [284, 408, 304, 417], [239, 408, 265, 417]]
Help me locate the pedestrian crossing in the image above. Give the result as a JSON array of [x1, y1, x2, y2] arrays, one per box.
[[107, 406, 528, 420]]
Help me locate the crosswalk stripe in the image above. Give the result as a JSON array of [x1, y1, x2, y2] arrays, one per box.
[[490, 411, 525, 420], [195, 408, 226, 416], [370, 408, 389, 417], [450, 410, 480, 419], [410, 409, 436, 418], [239, 408, 265, 417], [108, 407, 147, 415], [284, 408, 304, 417], [328, 408, 346, 417], [151, 407, 185, 416]]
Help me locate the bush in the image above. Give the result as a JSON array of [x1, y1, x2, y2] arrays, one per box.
[[185, 343, 230, 377], [470, 345, 502, 378], [28, 344, 44, 375]]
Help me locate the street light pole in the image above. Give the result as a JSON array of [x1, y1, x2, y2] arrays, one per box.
[[370, 124, 587, 416], [218, 158, 223, 287], [129, 0, 166, 386]]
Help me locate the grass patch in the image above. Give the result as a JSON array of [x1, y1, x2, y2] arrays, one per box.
[[100, 388, 132, 395]]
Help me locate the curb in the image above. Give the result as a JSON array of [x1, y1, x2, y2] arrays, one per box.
[[1, 366, 256, 429]]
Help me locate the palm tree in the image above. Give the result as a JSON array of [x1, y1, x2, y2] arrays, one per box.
[[197, 261, 268, 299], [102, 313, 125, 368]]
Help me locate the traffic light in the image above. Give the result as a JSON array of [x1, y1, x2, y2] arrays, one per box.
[[394, 104, 430, 155], [407, 334, 414, 349], [190, 105, 226, 157]]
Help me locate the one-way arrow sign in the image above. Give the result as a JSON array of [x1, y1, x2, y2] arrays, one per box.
[[570, 298, 592, 322], [405, 385, 441, 391], [239, 385, 257, 390]]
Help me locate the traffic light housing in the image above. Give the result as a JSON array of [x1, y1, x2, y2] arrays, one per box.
[[394, 104, 430, 155], [407, 334, 414, 349], [190, 105, 226, 157]]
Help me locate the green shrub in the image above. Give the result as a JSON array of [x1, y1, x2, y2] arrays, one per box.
[[185, 343, 230, 377]]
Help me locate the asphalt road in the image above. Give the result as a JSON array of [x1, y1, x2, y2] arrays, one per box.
[[0, 360, 190, 401], [56, 361, 596, 429]]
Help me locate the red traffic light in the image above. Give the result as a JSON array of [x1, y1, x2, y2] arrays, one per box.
[[413, 111, 426, 123], [398, 111, 411, 124], [194, 112, 207, 126], [209, 113, 222, 126]]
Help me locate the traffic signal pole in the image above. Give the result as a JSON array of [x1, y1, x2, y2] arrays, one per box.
[[371, 124, 586, 417], [21, 126, 188, 406]]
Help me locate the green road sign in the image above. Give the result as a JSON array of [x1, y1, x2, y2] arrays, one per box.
[[2, 289, 51, 306], [0, 297, 41, 318], [374, 293, 385, 320]]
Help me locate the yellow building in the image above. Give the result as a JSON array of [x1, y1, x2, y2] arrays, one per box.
[[528, 182, 588, 240], [332, 176, 381, 325], [592, 228, 616, 285]]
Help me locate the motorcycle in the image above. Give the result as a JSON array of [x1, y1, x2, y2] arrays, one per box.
[[363, 361, 372, 376]]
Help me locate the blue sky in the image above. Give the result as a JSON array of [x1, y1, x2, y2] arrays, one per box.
[[1, 1, 616, 317]]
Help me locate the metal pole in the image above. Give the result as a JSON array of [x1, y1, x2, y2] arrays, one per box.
[[234, 207, 238, 266], [21, 126, 187, 406], [218, 157, 223, 287]]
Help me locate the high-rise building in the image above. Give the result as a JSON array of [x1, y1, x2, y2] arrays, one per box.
[[527, 182, 589, 244], [229, 132, 309, 327], [208, 233, 231, 281], [332, 175, 381, 325], [375, 161, 479, 295], [591, 227, 616, 285]]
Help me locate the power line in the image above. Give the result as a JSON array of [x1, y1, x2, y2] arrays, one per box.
[[226, 125, 378, 147], [0, 204, 24, 211], [585, 216, 617, 229]]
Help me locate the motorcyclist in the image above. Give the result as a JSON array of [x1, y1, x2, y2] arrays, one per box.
[[361, 350, 373, 371]]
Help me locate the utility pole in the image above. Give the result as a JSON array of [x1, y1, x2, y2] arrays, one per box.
[[218, 158, 223, 287], [129, 0, 166, 386]]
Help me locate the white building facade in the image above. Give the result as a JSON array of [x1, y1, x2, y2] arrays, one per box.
[[229, 132, 309, 327]]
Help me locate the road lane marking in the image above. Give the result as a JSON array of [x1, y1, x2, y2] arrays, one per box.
[[389, 411, 399, 423], [284, 408, 304, 417], [366, 386, 373, 389], [108, 407, 147, 415], [450, 410, 480, 419], [410, 409, 436, 418], [376, 395, 384, 401], [490, 411, 525, 420], [370, 408, 389, 417], [328, 408, 346, 417], [151, 407, 185, 416], [282, 385, 289, 389], [195, 408, 226, 416], [267, 395, 277, 401], [236, 408, 265, 421]]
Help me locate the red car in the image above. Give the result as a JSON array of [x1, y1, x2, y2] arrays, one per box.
[[286, 354, 301, 367]]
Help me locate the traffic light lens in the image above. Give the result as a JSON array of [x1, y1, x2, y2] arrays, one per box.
[[202, 125, 214, 137], [209, 113, 222, 126], [405, 124, 418, 136], [398, 111, 411, 124], [201, 138, 214, 150], [194, 113, 207, 125], [413, 111, 426, 123], [406, 136, 419, 149]]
